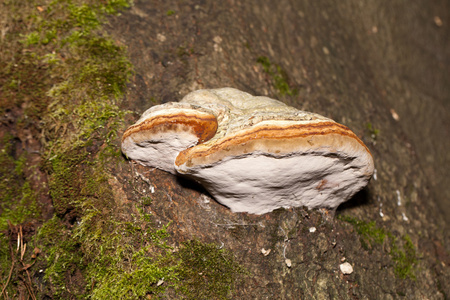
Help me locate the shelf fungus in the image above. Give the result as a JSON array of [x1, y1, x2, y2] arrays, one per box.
[[122, 88, 374, 214]]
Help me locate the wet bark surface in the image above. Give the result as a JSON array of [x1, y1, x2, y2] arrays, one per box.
[[106, 0, 449, 298]]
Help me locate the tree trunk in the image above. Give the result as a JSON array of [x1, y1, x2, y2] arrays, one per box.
[[103, 0, 450, 298]]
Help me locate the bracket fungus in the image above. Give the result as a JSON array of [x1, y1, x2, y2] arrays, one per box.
[[122, 88, 374, 214]]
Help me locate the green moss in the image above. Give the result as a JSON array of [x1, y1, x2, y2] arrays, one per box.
[[0, 135, 40, 295], [338, 215, 386, 251], [175, 239, 245, 299], [366, 122, 380, 141], [0, 233, 11, 293], [37, 217, 85, 296], [257, 56, 298, 97], [37, 214, 173, 298], [22, 0, 130, 48], [17, 0, 133, 155], [0, 135, 39, 231], [166, 10, 176, 16], [141, 196, 153, 206], [38, 151, 179, 298], [339, 215, 417, 280], [1, 0, 137, 297], [26, 0, 165, 294], [1, 0, 246, 298], [82, 216, 177, 299], [47, 151, 85, 216], [38, 147, 244, 298], [389, 234, 417, 279]]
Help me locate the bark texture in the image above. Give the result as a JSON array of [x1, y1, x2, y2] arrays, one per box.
[[108, 0, 449, 298]]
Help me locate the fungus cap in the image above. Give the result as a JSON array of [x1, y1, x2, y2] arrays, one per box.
[[122, 88, 374, 214]]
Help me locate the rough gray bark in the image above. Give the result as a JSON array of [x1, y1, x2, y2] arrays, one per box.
[[108, 0, 449, 298]]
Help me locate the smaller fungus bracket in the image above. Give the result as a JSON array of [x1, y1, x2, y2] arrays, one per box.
[[121, 102, 218, 174]]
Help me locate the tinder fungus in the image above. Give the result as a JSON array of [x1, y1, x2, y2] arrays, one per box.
[[122, 88, 374, 214]]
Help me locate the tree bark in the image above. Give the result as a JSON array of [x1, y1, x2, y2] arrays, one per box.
[[108, 0, 449, 298]]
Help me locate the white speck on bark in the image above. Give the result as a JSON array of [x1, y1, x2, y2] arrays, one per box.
[[285, 259, 292, 268], [340, 262, 353, 274], [396, 190, 402, 206], [213, 43, 223, 52], [156, 33, 166, 42], [390, 108, 400, 121], [261, 248, 271, 256], [402, 212, 409, 221]]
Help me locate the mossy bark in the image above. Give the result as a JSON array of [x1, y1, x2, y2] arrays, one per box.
[[1, 0, 449, 299]]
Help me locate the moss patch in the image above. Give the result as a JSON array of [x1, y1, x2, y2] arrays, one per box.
[[37, 204, 178, 298], [0, 135, 40, 297], [0, 0, 245, 298], [339, 215, 417, 279], [338, 215, 386, 251], [257, 56, 298, 97], [389, 234, 417, 280], [0, 136, 39, 232], [175, 239, 245, 299], [366, 122, 380, 142]]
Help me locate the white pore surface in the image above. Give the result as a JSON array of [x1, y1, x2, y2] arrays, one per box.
[[122, 131, 198, 174], [177, 152, 370, 214]]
